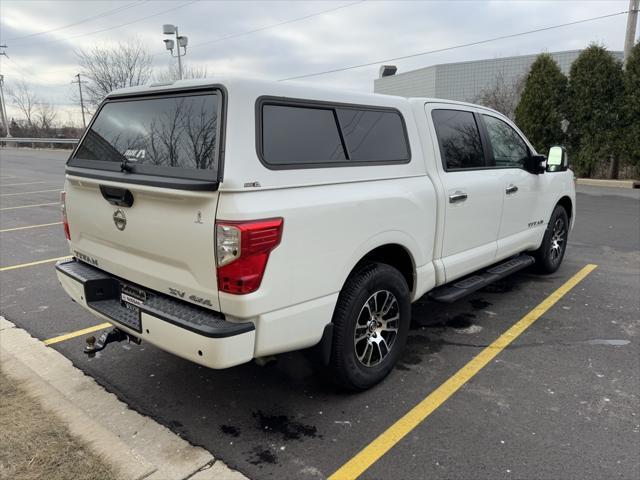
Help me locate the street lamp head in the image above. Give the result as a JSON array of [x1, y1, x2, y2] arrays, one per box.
[[163, 39, 175, 51], [178, 36, 188, 48], [162, 24, 176, 35]]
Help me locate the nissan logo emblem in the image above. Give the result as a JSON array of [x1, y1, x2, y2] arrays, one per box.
[[113, 209, 127, 231]]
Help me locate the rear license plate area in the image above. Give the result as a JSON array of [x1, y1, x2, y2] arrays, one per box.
[[119, 283, 145, 332]]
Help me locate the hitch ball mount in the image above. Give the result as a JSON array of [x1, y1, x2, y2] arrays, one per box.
[[84, 327, 141, 357]]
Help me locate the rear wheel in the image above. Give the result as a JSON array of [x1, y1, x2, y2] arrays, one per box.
[[329, 262, 410, 391], [533, 205, 569, 274]]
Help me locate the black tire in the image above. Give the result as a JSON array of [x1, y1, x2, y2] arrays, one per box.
[[329, 262, 411, 391], [533, 205, 569, 274]]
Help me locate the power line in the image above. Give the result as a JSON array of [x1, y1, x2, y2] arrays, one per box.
[[16, 0, 200, 48], [15, 0, 361, 79], [279, 10, 630, 81], [6, 1, 148, 42], [162, 0, 365, 56], [2, 54, 35, 78]]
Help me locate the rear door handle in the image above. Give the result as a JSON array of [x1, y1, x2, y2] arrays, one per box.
[[449, 191, 468, 203], [100, 185, 134, 207], [505, 185, 518, 195]]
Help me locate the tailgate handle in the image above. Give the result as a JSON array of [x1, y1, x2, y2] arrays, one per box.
[[100, 185, 134, 208]]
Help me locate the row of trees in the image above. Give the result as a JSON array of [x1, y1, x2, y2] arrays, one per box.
[[483, 44, 639, 179], [4, 81, 60, 138], [76, 40, 207, 109], [2, 39, 207, 138]]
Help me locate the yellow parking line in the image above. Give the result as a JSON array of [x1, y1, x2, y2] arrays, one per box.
[[1, 189, 61, 197], [0, 256, 70, 272], [329, 263, 598, 480], [0, 222, 62, 233], [0, 181, 55, 187], [44, 322, 112, 346], [0, 202, 58, 211]]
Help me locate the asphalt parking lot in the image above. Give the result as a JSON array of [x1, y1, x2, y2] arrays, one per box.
[[1, 147, 638, 480]]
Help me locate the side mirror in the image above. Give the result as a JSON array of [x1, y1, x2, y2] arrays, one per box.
[[546, 146, 568, 172], [524, 154, 546, 175]]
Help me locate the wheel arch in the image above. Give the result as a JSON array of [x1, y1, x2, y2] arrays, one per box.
[[556, 195, 573, 223], [351, 243, 416, 294], [316, 241, 418, 366]]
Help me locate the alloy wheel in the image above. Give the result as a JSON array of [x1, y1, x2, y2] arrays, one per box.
[[354, 290, 399, 367]]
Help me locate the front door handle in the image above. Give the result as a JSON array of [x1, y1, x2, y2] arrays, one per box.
[[449, 191, 468, 203], [505, 185, 518, 195]]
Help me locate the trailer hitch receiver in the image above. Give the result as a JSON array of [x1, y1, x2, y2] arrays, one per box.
[[84, 327, 141, 357]]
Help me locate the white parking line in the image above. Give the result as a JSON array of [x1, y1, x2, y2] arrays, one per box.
[[1, 181, 57, 187], [0, 222, 62, 233], [1, 189, 60, 197], [0, 202, 58, 211]]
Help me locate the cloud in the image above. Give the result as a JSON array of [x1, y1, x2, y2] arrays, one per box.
[[0, 0, 631, 125]]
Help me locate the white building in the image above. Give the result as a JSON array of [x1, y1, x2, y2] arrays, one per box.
[[374, 50, 624, 102]]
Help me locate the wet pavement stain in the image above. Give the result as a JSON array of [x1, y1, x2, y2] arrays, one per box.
[[253, 411, 319, 440], [469, 298, 492, 311], [445, 313, 476, 329], [481, 279, 517, 294], [398, 334, 443, 370], [247, 446, 278, 466], [220, 424, 240, 437]]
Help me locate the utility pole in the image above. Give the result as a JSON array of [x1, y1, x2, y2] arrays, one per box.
[[72, 73, 87, 128], [624, 0, 639, 69], [0, 45, 10, 137], [0, 74, 11, 137]]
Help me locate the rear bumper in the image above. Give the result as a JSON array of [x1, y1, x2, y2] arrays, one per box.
[[55, 259, 255, 369]]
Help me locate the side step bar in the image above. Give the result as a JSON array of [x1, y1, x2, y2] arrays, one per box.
[[429, 254, 535, 303]]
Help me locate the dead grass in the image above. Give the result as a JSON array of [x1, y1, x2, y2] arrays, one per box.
[[0, 370, 118, 480]]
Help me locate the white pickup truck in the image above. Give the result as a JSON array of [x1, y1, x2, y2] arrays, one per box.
[[56, 77, 575, 390]]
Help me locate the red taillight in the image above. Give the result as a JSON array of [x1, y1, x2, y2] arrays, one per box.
[[60, 191, 70, 240], [215, 218, 283, 294]]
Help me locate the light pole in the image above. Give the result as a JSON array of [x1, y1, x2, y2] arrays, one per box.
[[162, 24, 188, 80]]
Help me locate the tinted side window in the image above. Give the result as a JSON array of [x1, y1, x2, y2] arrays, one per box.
[[431, 109, 485, 170], [262, 105, 345, 165], [336, 108, 409, 162], [482, 115, 530, 168]]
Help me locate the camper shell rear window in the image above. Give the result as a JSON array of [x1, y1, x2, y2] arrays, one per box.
[[68, 89, 224, 184]]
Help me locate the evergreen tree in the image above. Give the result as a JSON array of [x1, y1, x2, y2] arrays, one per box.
[[622, 42, 640, 173], [515, 53, 567, 154], [566, 45, 624, 177]]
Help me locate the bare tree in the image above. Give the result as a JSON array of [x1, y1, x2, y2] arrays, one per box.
[[472, 71, 525, 120], [154, 63, 208, 83], [76, 39, 153, 107], [9, 80, 39, 127], [35, 102, 57, 131]]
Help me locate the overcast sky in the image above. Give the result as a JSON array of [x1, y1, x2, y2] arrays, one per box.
[[0, 0, 634, 125]]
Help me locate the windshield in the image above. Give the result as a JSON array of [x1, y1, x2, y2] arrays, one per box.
[[71, 91, 221, 179]]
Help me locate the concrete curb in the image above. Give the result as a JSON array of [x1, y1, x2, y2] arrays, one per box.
[[0, 316, 248, 480], [576, 178, 639, 189]]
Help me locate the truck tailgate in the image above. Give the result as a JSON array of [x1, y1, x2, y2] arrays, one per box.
[[65, 176, 220, 311]]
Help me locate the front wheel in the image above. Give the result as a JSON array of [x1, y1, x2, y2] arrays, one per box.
[[329, 262, 410, 391], [533, 205, 569, 274]]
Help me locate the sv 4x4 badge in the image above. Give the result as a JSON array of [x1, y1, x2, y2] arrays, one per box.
[[168, 287, 213, 307]]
